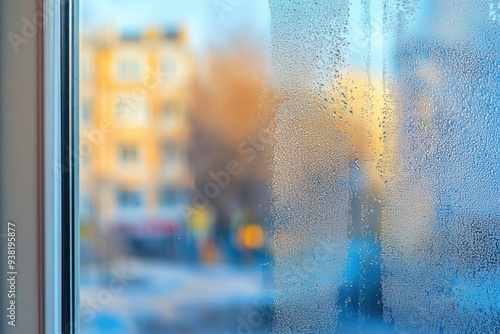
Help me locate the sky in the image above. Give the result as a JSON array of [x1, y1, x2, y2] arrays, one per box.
[[80, 0, 272, 55]]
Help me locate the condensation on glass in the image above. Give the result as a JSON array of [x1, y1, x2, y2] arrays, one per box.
[[269, 0, 500, 333]]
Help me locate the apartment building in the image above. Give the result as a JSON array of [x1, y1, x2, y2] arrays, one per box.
[[79, 28, 194, 259]]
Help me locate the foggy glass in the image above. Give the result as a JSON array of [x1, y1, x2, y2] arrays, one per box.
[[270, 0, 500, 333]]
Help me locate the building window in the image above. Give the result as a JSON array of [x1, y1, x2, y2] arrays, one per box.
[[160, 103, 181, 124], [161, 56, 176, 76], [162, 142, 178, 165], [119, 145, 140, 166], [164, 27, 180, 40], [115, 99, 149, 125], [159, 189, 177, 207], [117, 190, 143, 209], [116, 56, 142, 80], [159, 188, 189, 208], [162, 103, 173, 120]]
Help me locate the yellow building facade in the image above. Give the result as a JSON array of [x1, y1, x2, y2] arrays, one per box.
[[79, 28, 194, 255]]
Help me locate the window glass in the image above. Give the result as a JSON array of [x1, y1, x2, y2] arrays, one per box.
[[267, 1, 500, 333], [118, 145, 140, 166], [79, 0, 500, 333], [117, 190, 143, 210], [161, 103, 173, 120], [80, 2, 272, 333], [115, 55, 142, 80], [161, 56, 176, 76], [115, 98, 149, 125], [161, 142, 177, 162], [160, 102, 183, 125], [159, 188, 189, 208]]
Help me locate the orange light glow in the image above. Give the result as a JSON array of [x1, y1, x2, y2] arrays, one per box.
[[237, 223, 265, 250]]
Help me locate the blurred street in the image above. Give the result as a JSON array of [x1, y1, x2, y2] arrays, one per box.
[[80, 259, 272, 334]]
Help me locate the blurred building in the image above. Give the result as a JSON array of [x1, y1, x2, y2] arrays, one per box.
[[79, 28, 195, 260]]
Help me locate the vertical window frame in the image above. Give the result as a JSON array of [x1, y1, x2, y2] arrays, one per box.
[[59, 0, 79, 332]]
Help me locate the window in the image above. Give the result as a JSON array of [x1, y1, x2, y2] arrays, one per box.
[[162, 103, 172, 119], [116, 56, 142, 80], [160, 103, 178, 123], [159, 189, 177, 207], [5, 0, 500, 333], [160, 103, 187, 132], [118, 145, 140, 166], [161, 56, 176, 76], [162, 142, 178, 164], [115, 98, 149, 125], [159, 188, 188, 208], [117, 190, 143, 210]]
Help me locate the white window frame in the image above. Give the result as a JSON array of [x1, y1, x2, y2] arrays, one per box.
[[1, 1, 79, 333]]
